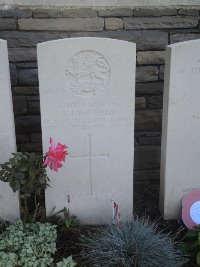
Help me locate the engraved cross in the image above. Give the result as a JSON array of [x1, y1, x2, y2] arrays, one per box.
[[69, 134, 109, 195]]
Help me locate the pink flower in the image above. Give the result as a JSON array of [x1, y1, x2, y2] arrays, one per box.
[[43, 137, 68, 172]]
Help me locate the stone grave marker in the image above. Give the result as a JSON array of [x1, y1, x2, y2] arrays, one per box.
[[38, 38, 135, 224], [160, 39, 200, 219], [0, 39, 20, 222]]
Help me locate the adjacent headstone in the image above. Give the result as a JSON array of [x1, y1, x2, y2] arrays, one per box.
[[0, 39, 20, 222], [160, 39, 200, 219], [38, 38, 135, 224]]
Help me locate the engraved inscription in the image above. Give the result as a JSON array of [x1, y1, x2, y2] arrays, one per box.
[[176, 59, 200, 76], [65, 50, 111, 96], [193, 114, 200, 120], [183, 187, 200, 193], [44, 101, 134, 131]]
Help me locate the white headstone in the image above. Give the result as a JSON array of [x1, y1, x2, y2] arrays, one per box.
[[38, 38, 135, 224], [0, 39, 20, 222], [160, 39, 200, 219]]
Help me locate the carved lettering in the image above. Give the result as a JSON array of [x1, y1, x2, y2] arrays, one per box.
[[183, 187, 200, 193]]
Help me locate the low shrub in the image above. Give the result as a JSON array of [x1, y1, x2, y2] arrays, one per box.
[[83, 217, 186, 267], [0, 220, 57, 267]]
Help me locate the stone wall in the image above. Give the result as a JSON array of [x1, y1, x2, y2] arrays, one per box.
[[1, 6, 200, 187]]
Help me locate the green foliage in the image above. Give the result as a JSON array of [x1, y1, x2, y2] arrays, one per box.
[[62, 208, 80, 232], [0, 152, 49, 195], [181, 226, 200, 266], [48, 208, 80, 232], [0, 152, 49, 222], [0, 252, 18, 267], [56, 256, 77, 267], [83, 217, 186, 267], [0, 220, 57, 267]]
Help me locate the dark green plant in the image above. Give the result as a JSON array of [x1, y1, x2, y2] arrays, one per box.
[[62, 208, 80, 232], [0, 220, 57, 267], [48, 207, 80, 232], [181, 226, 200, 266], [82, 217, 186, 267], [0, 152, 49, 222], [0, 152, 49, 194], [0, 218, 9, 234]]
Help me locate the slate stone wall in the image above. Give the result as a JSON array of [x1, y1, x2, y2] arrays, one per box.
[[1, 7, 200, 187]]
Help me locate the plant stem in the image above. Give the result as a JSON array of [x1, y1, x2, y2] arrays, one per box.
[[24, 194, 28, 225]]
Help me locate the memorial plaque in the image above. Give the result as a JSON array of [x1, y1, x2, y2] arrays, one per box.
[[38, 38, 135, 224], [0, 39, 20, 222], [160, 39, 200, 219]]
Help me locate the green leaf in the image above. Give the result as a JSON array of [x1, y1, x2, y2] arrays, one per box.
[[38, 176, 46, 184], [185, 230, 198, 238], [18, 166, 28, 172], [197, 251, 200, 265], [29, 167, 36, 179]]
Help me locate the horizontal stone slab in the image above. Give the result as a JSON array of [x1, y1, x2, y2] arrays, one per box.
[[134, 8, 177, 16], [0, 8, 32, 17], [13, 95, 27, 115], [28, 101, 40, 115], [15, 115, 41, 133], [178, 8, 200, 16], [62, 8, 97, 17], [124, 16, 199, 30], [134, 146, 161, 170], [0, 18, 16, 30], [136, 82, 164, 95], [170, 33, 200, 44], [98, 8, 133, 16], [19, 142, 42, 152], [0, 31, 69, 47], [16, 134, 30, 144], [1, 0, 200, 8], [18, 68, 38, 86], [31, 133, 42, 143], [33, 8, 97, 18], [12, 87, 39, 95], [70, 30, 168, 50], [146, 95, 163, 109], [8, 47, 36, 62], [135, 130, 161, 138], [27, 95, 39, 101], [137, 136, 161, 146], [33, 9, 63, 18], [105, 18, 123, 30], [135, 109, 162, 131], [135, 97, 146, 109], [137, 51, 165, 65], [18, 18, 104, 31], [136, 66, 159, 82], [134, 169, 160, 181], [16, 62, 38, 68]]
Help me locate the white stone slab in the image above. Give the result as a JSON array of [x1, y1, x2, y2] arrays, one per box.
[[160, 39, 200, 219], [0, 39, 20, 222], [38, 37, 135, 224], [0, 0, 200, 8]]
